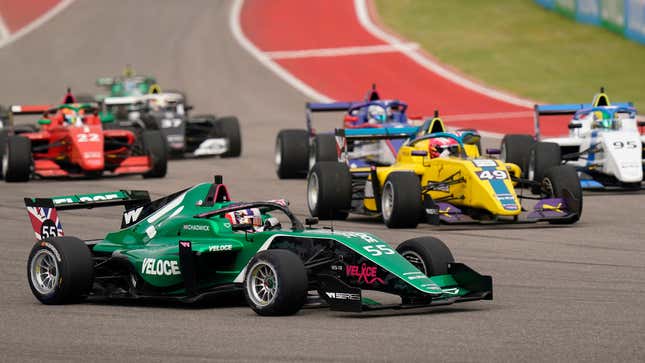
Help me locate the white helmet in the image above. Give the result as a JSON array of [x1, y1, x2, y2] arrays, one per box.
[[367, 105, 386, 124]]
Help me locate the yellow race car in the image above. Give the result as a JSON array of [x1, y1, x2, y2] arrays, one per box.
[[306, 117, 582, 228]]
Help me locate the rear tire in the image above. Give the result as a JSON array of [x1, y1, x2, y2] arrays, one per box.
[[3, 135, 31, 182], [309, 134, 337, 169], [542, 165, 583, 224], [501, 134, 535, 177], [27, 237, 93, 304], [396, 237, 455, 276], [244, 250, 308, 316], [307, 161, 351, 220], [215, 116, 242, 158], [275, 129, 308, 179], [381, 172, 422, 228], [142, 130, 168, 178], [528, 142, 561, 193]]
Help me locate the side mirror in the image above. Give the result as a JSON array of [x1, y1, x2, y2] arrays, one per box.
[[99, 112, 114, 123], [184, 105, 194, 111], [344, 115, 358, 123], [462, 133, 481, 145], [568, 123, 582, 129], [411, 150, 428, 157], [305, 217, 319, 226], [38, 119, 51, 125], [486, 148, 501, 155], [231, 223, 253, 232]]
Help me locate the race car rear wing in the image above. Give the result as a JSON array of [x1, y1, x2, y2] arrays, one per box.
[[24, 190, 151, 241], [334, 127, 419, 163], [306, 101, 357, 134], [5, 105, 54, 130]]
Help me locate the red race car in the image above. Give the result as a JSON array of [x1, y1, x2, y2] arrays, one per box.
[[2, 90, 167, 182]]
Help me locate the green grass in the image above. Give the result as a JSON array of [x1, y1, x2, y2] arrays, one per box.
[[374, 0, 645, 111]]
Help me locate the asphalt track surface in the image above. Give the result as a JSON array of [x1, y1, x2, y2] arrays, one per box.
[[0, 1, 644, 362]]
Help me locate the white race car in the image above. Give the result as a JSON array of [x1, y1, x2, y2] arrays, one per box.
[[501, 89, 644, 190], [103, 91, 241, 158]]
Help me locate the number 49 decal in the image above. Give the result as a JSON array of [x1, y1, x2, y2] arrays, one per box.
[[477, 170, 508, 180]]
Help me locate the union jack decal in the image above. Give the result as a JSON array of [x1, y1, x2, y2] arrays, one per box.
[[26, 206, 63, 240]]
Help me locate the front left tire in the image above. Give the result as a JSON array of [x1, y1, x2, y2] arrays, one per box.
[[3, 135, 31, 182], [244, 250, 308, 316]]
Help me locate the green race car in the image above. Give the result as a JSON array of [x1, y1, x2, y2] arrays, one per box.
[[25, 176, 492, 315]]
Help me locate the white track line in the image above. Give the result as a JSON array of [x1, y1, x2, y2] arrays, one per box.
[[354, 0, 535, 109], [229, 0, 332, 102], [0, 14, 10, 42], [0, 0, 75, 49], [266, 42, 419, 59]]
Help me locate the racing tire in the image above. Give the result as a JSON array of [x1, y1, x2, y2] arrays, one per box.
[[542, 165, 583, 224], [27, 237, 93, 305], [3, 135, 31, 182], [501, 134, 535, 177], [381, 172, 422, 228], [142, 130, 168, 178], [309, 134, 337, 170], [244, 249, 308, 316], [528, 142, 561, 194], [275, 129, 308, 179], [215, 116, 242, 158], [396, 237, 455, 276], [307, 161, 351, 220]]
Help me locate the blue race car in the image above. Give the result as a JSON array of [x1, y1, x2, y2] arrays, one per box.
[[275, 85, 448, 179]]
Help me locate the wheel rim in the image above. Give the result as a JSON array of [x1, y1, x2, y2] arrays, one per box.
[[381, 181, 394, 220], [528, 151, 535, 180], [1, 146, 8, 175], [542, 176, 555, 197], [401, 250, 427, 275], [247, 261, 278, 307], [30, 249, 59, 295], [307, 172, 319, 211], [308, 142, 316, 170], [274, 139, 282, 171]]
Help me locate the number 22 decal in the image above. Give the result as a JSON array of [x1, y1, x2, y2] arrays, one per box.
[[77, 133, 100, 142]]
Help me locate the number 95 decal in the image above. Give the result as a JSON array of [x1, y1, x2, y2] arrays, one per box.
[[477, 170, 508, 180], [612, 141, 638, 149]]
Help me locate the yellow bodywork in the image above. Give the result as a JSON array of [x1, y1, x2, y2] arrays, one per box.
[[356, 140, 523, 216]]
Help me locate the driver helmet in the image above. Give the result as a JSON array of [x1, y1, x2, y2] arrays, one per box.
[[148, 97, 167, 112], [428, 137, 459, 158], [225, 208, 263, 229], [61, 108, 84, 127], [592, 110, 618, 130], [367, 105, 386, 124]]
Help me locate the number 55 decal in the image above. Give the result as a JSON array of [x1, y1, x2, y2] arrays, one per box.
[[363, 244, 395, 256]]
